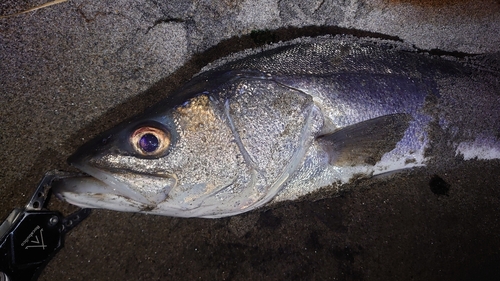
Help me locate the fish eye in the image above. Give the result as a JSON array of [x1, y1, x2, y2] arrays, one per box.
[[130, 126, 170, 157]]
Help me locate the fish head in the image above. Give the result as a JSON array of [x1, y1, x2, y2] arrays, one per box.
[[54, 73, 320, 218], [54, 91, 251, 217]]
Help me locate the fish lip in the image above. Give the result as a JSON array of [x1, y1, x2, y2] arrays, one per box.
[[52, 172, 155, 210], [51, 175, 155, 211], [60, 159, 154, 206]]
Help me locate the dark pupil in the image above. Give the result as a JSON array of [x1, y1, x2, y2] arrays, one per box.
[[139, 133, 159, 153]]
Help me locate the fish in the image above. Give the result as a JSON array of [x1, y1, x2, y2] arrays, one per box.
[[53, 35, 500, 218]]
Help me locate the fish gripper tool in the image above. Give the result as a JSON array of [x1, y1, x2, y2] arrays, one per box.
[[0, 172, 91, 281]]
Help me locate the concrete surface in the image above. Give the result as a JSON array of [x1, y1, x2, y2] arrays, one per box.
[[1, 0, 499, 280]]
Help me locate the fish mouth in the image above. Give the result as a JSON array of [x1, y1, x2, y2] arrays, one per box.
[[52, 175, 153, 211], [52, 163, 157, 212]]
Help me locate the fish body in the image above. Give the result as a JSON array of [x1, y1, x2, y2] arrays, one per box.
[[54, 35, 500, 218]]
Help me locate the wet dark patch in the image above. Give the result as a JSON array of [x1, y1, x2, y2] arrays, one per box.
[[429, 174, 450, 196], [257, 210, 282, 229], [306, 199, 347, 232], [305, 231, 323, 250], [331, 245, 361, 263], [465, 253, 500, 281], [246, 246, 314, 279], [330, 245, 364, 280]]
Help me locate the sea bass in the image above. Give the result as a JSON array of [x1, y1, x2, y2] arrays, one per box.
[[53, 35, 500, 218]]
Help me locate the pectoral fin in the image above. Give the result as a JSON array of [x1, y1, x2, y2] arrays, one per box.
[[317, 113, 412, 166]]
